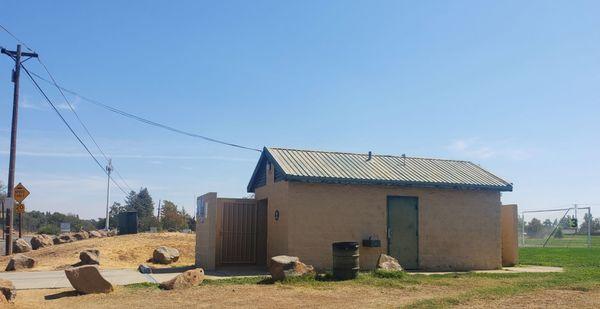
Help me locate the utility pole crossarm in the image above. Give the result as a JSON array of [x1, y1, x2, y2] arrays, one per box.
[[0, 48, 38, 58]]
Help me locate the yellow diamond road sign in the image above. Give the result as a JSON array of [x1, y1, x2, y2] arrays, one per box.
[[14, 183, 30, 203], [15, 203, 25, 214]]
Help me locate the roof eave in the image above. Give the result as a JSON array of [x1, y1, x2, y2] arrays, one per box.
[[285, 175, 513, 192]]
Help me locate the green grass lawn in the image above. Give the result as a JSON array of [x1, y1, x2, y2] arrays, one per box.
[[127, 247, 600, 307], [522, 234, 600, 248]]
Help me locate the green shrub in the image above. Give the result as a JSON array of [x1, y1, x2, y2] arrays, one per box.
[[37, 224, 60, 235]]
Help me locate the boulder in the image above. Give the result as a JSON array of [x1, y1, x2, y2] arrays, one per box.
[[64, 265, 113, 294], [268, 255, 315, 281], [0, 279, 16, 303], [12, 238, 32, 253], [31, 234, 54, 250], [159, 268, 205, 290], [73, 231, 89, 240], [5, 254, 36, 271], [88, 230, 102, 238], [376, 254, 403, 271], [97, 230, 108, 237], [79, 249, 100, 265], [152, 246, 180, 264], [107, 229, 117, 237], [55, 233, 75, 244]]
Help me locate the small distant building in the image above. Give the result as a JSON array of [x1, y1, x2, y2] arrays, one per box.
[[196, 147, 515, 271]]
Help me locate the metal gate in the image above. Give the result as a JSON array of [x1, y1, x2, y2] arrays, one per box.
[[221, 201, 258, 264]]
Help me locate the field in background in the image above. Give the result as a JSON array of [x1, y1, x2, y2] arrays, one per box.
[[0, 232, 196, 271], [521, 234, 600, 248], [12, 246, 600, 308]]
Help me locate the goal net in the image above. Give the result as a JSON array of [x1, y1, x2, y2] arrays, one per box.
[[519, 206, 595, 248]]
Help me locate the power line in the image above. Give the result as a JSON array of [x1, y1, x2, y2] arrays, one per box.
[[21, 63, 129, 195], [36, 57, 134, 192], [1, 22, 261, 153], [0, 24, 34, 52], [28, 71, 262, 152], [1, 22, 134, 192]]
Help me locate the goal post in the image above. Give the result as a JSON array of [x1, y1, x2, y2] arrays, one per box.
[[520, 206, 593, 248]]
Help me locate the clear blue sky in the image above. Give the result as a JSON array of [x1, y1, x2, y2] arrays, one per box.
[[1, 1, 599, 219]]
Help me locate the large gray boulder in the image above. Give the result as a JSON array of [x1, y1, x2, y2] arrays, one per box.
[[376, 254, 403, 271], [152, 246, 180, 264], [12, 238, 32, 253], [5, 254, 36, 271], [79, 249, 100, 265], [31, 234, 54, 250], [268, 255, 315, 281], [159, 268, 205, 290], [73, 230, 89, 240], [0, 279, 16, 303], [55, 233, 75, 244], [88, 230, 102, 238], [64, 265, 113, 294]]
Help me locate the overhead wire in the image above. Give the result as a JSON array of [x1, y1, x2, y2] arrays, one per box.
[[1, 22, 135, 193], [36, 57, 134, 192], [20, 63, 129, 195], [26, 71, 262, 153]]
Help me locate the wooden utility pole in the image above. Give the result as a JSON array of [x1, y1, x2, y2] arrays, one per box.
[[1, 45, 38, 255]]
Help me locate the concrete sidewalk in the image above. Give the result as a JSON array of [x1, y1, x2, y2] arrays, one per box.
[[0, 269, 179, 290]]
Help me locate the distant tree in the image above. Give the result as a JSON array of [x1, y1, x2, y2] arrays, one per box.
[[578, 213, 600, 234], [526, 218, 543, 238], [160, 200, 187, 231], [542, 219, 553, 228], [124, 188, 156, 231], [554, 227, 564, 239]]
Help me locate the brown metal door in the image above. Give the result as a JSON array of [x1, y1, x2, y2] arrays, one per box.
[[221, 201, 258, 264]]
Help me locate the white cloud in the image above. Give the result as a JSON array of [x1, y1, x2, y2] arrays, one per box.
[[448, 138, 533, 161]]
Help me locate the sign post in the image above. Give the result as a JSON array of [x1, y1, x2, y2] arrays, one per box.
[[13, 183, 29, 238]]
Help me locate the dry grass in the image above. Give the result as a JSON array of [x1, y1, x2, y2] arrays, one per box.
[[0, 232, 196, 271], [13, 284, 456, 309], [12, 285, 600, 308]]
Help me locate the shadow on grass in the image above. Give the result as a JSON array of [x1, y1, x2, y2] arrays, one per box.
[[44, 290, 80, 300]]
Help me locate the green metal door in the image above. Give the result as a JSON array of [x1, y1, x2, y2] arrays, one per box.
[[387, 196, 418, 269]]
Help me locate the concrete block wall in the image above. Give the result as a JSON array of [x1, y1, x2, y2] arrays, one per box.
[[284, 182, 503, 271]]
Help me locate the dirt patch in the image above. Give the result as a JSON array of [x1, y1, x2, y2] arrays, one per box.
[[465, 288, 600, 308], [13, 284, 455, 308], [0, 232, 195, 271]]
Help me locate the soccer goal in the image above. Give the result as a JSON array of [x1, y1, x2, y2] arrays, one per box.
[[519, 205, 595, 248]]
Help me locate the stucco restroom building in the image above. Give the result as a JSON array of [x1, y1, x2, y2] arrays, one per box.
[[195, 147, 515, 271]]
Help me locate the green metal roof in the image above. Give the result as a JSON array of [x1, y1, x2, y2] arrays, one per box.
[[247, 147, 513, 192]]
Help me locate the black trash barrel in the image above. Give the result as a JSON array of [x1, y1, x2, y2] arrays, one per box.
[[332, 241, 359, 280]]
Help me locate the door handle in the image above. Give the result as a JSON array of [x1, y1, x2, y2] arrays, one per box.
[[387, 228, 392, 239]]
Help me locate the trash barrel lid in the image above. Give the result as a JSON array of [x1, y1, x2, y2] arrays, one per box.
[[332, 242, 359, 250]]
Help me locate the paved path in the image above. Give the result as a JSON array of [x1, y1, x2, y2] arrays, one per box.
[[0, 269, 179, 290]]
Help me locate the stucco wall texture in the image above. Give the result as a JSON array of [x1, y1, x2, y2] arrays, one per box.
[[198, 168, 506, 271], [501, 204, 519, 266]]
